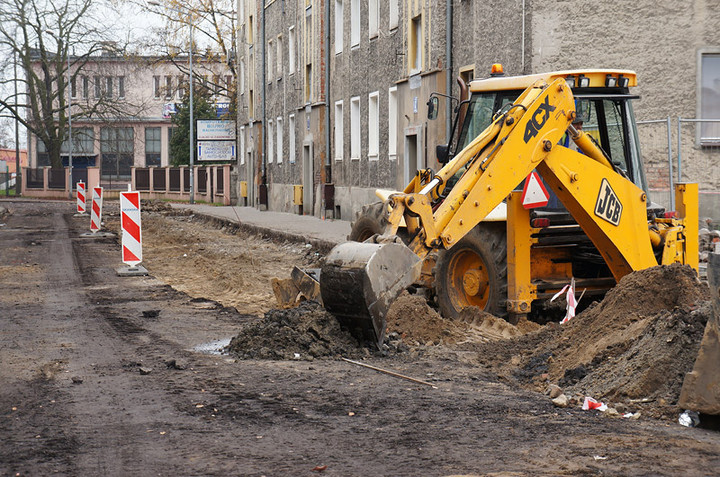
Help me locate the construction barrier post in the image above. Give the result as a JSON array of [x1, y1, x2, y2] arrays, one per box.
[[75, 181, 87, 216], [117, 190, 148, 276]]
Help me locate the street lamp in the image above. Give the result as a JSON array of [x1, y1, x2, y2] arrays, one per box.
[[46, 29, 73, 199], [149, 1, 195, 204]]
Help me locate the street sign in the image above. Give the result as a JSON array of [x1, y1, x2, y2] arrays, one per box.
[[521, 171, 550, 209], [197, 140, 236, 162], [197, 120, 236, 140]]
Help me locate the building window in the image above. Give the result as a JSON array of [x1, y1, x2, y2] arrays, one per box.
[[82, 76, 88, 99], [74, 127, 95, 155], [276, 35, 283, 80], [248, 15, 254, 44], [334, 100, 343, 160], [267, 119, 274, 164], [106, 77, 113, 98], [145, 127, 161, 166], [351, 0, 360, 47], [351, 96, 360, 160], [305, 64, 313, 103], [334, 0, 343, 54], [368, 91, 379, 160], [95, 75, 102, 98], [176, 76, 185, 99], [118, 76, 125, 98], [289, 114, 296, 163], [101, 127, 134, 179], [240, 59, 246, 94], [700, 52, 720, 144], [289, 26, 296, 73], [153, 76, 160, 99], [388, 86, 397, 158], [277, 116, 283, 163], [268, 39, 274, 81], [389, 0, 399, 30], [249, 90, 255, 119], [239, 126, 245, 165], [410, 15, 422, 73], [369, 0, 378, 39], [71, 76, 77, 98], [165, 76, 172, 99]]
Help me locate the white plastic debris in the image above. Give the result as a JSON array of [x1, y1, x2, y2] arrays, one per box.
[[550, 277, 579, 324], [582, 396, 608, 412], [679, 410, 700, 427]]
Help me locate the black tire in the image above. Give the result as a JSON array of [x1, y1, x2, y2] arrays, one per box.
[[433, 223, 508, 319], [349, 202, 411, 244], [348, 202, 389, 242]]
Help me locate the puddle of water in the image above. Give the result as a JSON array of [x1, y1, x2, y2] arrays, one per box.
[[192, 337, 232, 355]]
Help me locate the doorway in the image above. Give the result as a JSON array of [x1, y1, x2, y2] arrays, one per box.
[[302, 139, 314, 215]]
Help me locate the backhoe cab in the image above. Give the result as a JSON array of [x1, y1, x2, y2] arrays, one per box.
[[320, 67, 698, 347]]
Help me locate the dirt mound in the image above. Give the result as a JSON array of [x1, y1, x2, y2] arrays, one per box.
[[226, 301, 364, 360], [385, 292, 539, 345], [478, 264, 711, 418], [386, 292, 466, 345]]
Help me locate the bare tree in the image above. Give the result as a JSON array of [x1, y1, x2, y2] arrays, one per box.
[[133, 0, 237, 118], [0, 0, 147, 169]]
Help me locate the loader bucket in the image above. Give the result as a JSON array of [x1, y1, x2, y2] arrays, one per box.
[[320, 241, 422, 347], [679, 252, 720, 415]]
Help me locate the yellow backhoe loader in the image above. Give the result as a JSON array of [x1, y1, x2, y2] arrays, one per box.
[[320, 69, 699, 347]]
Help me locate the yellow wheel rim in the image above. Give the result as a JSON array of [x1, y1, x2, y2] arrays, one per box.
[[447, 248, 491, 311]]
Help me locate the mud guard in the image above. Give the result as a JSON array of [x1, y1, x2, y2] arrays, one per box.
[[679, 252, 720, 414], [320, 241, 422, 347]]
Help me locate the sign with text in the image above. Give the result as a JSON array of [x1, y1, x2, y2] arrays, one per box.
[[197, 141, 236, 162], [197, 120, 236, 140]]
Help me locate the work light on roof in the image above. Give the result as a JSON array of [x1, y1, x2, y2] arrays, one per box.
[[605, 74, 618, 87]]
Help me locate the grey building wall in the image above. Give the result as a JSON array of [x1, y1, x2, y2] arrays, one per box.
[[237, 0, 720, 220], [531, 0, 720, 216]]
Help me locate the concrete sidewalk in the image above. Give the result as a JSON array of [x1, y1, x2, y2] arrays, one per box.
[[170, 203, 351, 246]]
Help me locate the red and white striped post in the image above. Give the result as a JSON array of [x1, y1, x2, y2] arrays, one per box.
[[90, 186, 103, 233], [76, 181, 86, 214], [120, 191, 142, 266]]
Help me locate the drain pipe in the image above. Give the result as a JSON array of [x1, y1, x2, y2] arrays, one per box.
[[445, 0, 453, 142], [261, 3, 267, 191], [521, 0, 526, 73], [325, 0, 331, 184]]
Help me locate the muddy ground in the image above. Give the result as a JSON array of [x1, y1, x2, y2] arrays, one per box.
[[1, 199, 720, 476]]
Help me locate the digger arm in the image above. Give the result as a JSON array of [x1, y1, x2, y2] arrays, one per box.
[[396, 78, 660, 280]]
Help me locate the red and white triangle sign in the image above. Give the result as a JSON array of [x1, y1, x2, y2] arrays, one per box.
[[521, 171, 550, 209]]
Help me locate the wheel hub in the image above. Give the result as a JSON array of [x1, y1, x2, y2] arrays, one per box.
[[463, 268, 488, 297]]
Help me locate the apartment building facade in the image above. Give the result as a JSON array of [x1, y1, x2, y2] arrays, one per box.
[[29, 50, 233, 186], [238, 0, 720, 218]]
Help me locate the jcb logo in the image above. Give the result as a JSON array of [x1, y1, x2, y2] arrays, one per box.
[[523, 96, 556, 143], [595, 179, 623, 226]]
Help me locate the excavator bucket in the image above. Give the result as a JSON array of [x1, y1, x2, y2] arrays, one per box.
[[679, 251, 720, 414], [320, 241, 422, 347]]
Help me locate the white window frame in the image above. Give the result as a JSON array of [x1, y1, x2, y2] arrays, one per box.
[[276, 116, 284, 163], [334, 100, 344, 161], [368, 0, 378, 39], [240, 126, 245, 165], [368, 91, 379, 160], [351, 0, 360, 47], [289, 114, 296, 163], [276, 35, 283, 80], [389, 0, 399, 30], [410, 15, 422, 74], [388, 86, 398, 159], [289, 26, 296, 74], [334, 0, 343, 54], [698, 48, 720, 145], [351, 96, 360, 160], [268, 119, 274, 163]]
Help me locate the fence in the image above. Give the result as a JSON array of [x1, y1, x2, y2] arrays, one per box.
[[637, 117, 720, 217], [130, 164, 232, 205], [21, 166, 101, 199]]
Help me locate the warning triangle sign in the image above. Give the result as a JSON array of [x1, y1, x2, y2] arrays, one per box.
[[521, 171, 550, 209]]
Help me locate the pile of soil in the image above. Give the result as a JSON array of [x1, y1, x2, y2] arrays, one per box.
[[226, 301, 364, 360], [477, 264, 711, 418]]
